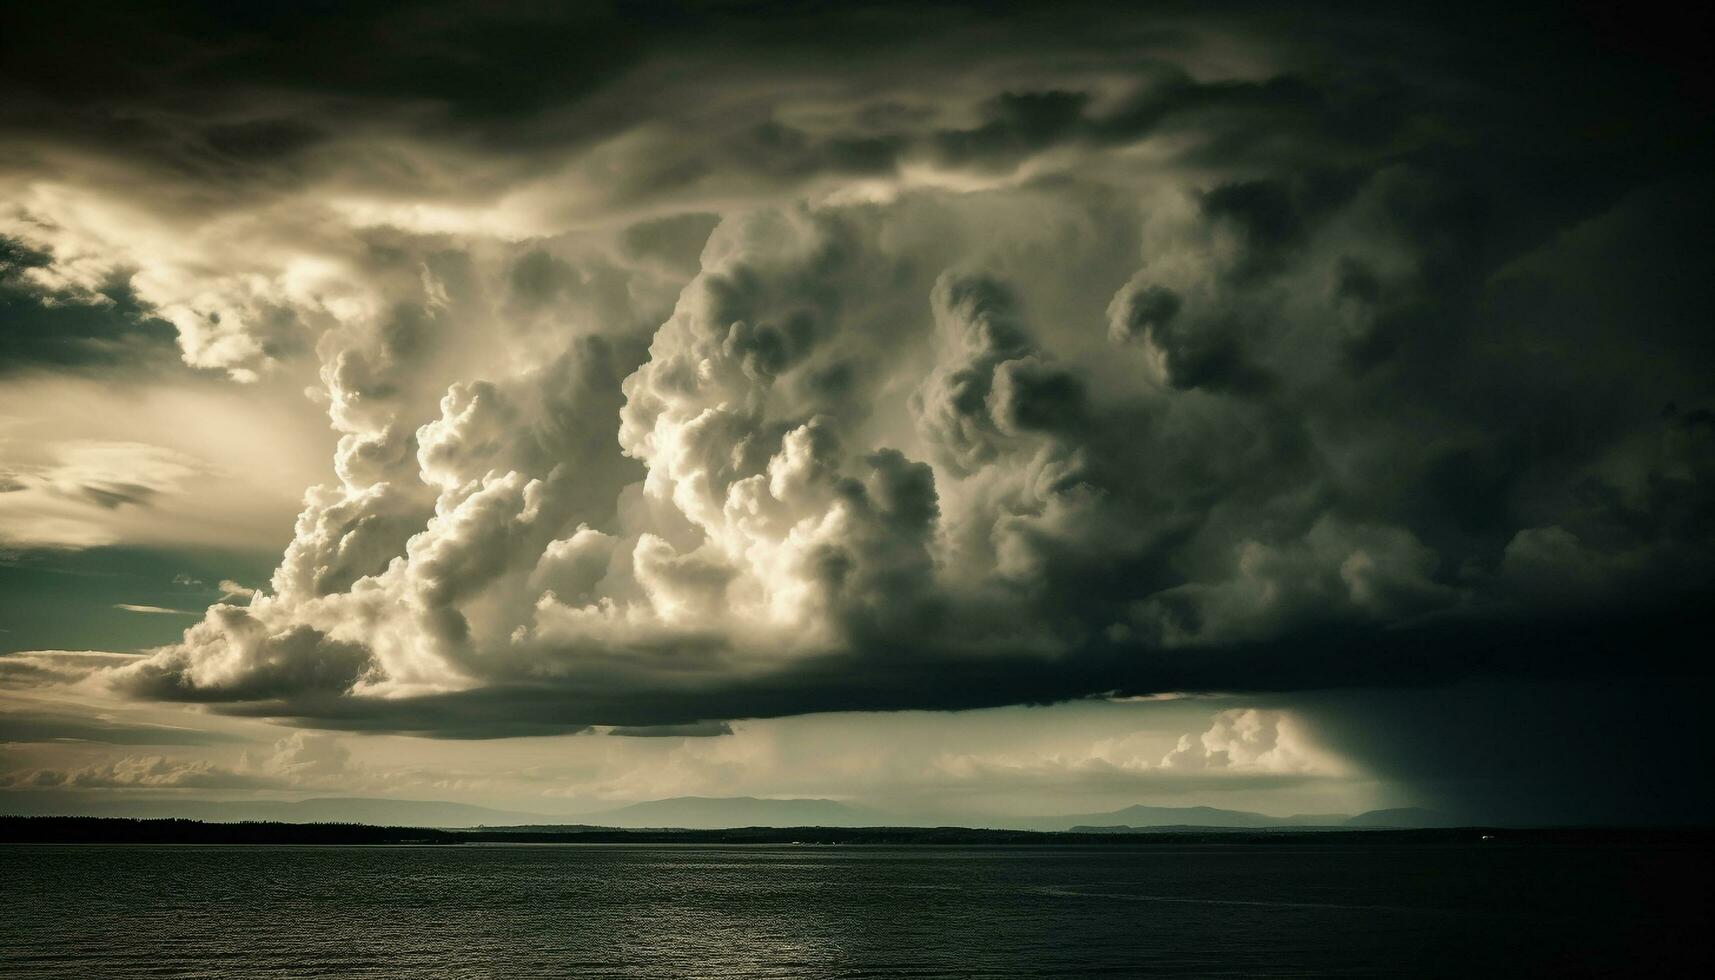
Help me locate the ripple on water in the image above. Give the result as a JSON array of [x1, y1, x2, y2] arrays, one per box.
[[2, 842, 1709, 978]]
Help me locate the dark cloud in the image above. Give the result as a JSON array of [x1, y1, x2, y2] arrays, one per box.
[[608, 721, 735, 738], [0, 1, 1688, 197], [933, 91, 1093, 168], [1307, 675, 1715, 826], [118, 601, 1704, 743], [0, 239, 181, 375]]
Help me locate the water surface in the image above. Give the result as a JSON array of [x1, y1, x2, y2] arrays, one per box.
[[3, 842, 1708, 977]]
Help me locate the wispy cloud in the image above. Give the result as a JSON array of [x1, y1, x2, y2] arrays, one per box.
[[113, 604, 197, 616]]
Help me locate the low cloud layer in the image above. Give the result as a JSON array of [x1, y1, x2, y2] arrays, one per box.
[[0, 1, 1709, 769]]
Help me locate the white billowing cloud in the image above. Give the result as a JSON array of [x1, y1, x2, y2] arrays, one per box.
[[1158, 708, 1348, 775], [119, 604, 380, 702], [607, 209, 940, 637], [247, 732, 355, 785], [926, 708, 1351, 795], [530, 526, 618, 606], [73, 172, 1609, 732]]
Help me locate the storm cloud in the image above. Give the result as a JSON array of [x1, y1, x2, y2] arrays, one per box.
[[1, 0, 1709, 815]]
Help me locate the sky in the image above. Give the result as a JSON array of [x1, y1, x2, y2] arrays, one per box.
[[1, 0, 1711, 826]]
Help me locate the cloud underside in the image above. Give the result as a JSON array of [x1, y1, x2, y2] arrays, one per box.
[[112, 610, 1709, 739], [1, 2, 1709, 736]]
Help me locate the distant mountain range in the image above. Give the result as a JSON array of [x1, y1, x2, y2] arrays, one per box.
[[0, 792, 1462, 830], [1341, 807, 1467, 828], [1010, 804, 1354, 832], [1013, 804, 1463, 831], [554, 797, 1461, 831], [561, 796, 889, 829]]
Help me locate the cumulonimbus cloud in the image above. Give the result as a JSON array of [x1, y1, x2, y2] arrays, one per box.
[[0, 2, 1704, 736]]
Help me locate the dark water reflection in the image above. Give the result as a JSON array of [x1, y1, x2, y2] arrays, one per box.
[[2, 842, 1709, 977]]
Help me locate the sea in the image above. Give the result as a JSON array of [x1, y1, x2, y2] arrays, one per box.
[[2, 840, 1709, 977]]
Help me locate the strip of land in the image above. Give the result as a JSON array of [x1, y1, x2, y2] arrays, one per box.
[[2, 816, 1710, 847]]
